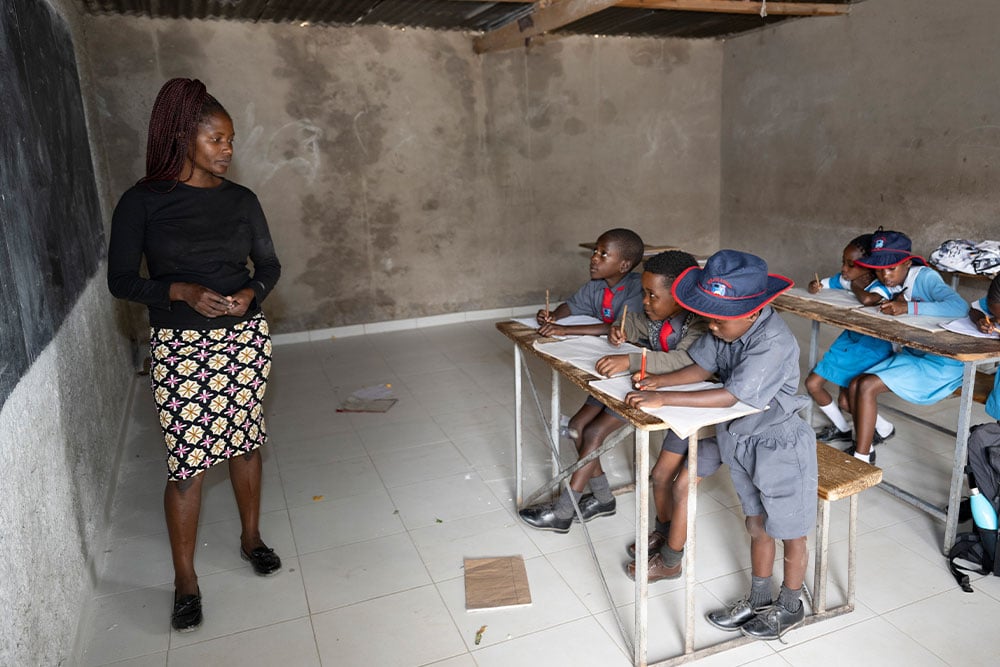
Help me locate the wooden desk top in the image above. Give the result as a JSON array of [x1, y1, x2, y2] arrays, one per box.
[[816, 443, 882, 501], [495, 320, 669, 430], [773, 292, 1000, 363]]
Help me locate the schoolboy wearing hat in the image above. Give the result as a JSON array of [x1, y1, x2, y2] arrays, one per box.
[[624, 249, 817, 641], [843, 229, 967, 463]]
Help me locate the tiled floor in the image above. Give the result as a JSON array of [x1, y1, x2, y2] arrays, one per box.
[[79, 316, 1000, 666]]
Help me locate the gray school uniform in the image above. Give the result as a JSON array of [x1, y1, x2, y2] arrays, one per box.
[[686, 306, 818, 540], [565, 272, 643, 323]]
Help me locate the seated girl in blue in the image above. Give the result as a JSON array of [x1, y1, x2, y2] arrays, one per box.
[[968, 275, 1000, 421], [844, 229, 969, 463], [805, 234, 895, 444]]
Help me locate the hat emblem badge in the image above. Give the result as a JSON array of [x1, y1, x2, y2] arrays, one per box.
[[710, 282, 727, 296]]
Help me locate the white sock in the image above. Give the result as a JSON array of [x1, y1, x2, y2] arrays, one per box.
[[874, 414, 894, 438], [818, 402, 851, 432], [853, 450, 871, 463]]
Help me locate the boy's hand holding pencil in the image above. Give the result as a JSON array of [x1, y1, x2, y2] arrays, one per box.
[[808, 272, 822, 294], [608, 305, 628, 346]]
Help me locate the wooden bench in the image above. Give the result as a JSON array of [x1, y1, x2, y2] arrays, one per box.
[[813, 442, 883, 615]]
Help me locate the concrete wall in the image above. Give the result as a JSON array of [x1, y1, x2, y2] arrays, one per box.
[[0, 1, 135, 664], [81, 16, 723, 335], [721, 0, 1000, 288]]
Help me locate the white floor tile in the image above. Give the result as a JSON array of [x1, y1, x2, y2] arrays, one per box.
[[776, 616, 948, 666], [166, 617, 320, 667], [312, 586, 466, 667], [388, 471, 505, 529], [371, 441, 473, 488], [471, 616, 626, 666], [299, 533, 432, 612], [81, 586, 171, 667], [288, 490, 405, 554], [279, 455, 384, 506]]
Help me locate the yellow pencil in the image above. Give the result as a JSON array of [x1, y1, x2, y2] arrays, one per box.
[[620, 304, 628, 337], [814, 272, 820, 287], [545, 289, 550, 320]]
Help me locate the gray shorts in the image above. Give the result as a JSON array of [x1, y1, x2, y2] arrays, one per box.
[[661, 430, 722, 478], [724, 418, 817, 540]]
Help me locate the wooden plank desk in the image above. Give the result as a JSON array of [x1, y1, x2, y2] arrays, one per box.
[[495, 320, 873, 666], [773, 292, 1000, 552]]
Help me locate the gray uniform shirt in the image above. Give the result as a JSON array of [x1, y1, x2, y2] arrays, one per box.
[[565, 272, 643, 323], [686, 306, 809, 438]]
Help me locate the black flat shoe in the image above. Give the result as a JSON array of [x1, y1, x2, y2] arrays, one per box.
[[241, 545, 282, 576], [572, 494, 617, 523], [518, 503, 572, 533], [171, 590, 203, 632]]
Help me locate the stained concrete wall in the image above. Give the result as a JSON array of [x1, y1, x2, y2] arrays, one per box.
[[720, 0, 1000, 287], [81, 16, 723, 335], [1, 1, 135, 664]]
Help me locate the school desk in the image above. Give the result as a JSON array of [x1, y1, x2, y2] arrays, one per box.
[[773, 291, 1000, 553], [495, 320, 878, 666]]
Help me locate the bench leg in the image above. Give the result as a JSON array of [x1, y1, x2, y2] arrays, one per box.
[[813, 498, 831, 614]]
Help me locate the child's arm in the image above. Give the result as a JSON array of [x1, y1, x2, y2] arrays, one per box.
[[625, 364, 735, 409], [630, 362, 712, 391], [882, 270, 968, 317], [537, 302, 570, 326], [629, 317, 708, 375], [539, 318, 611, 337], [849, 274, 885, 306], [969, 298, 997, 334]]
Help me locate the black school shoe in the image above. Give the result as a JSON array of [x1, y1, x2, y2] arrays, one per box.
[[872, 426, 895, 445], [843, 444, 876, 465], [740, 602, 805, 640], [572, 494, 617, 522], [706, 598, 772, 631], [171, 590, 203, 632], [241, 545, 282, 576], [518, 503, 572, 533], [815, 425, 852, 443]]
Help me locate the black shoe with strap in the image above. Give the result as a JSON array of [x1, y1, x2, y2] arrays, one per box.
[[171, 589, 203, 632], [241, 544, 282, 576]]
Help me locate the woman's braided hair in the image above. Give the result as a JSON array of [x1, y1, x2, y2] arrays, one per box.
[[139, 78, 229, 185]]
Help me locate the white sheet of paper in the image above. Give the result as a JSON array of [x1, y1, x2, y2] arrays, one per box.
[[588, 376, 762, 439], [785, 287, 949, 332], [941, 317, 1000, 340], [509, 314, 605, 331], [532, 336, 642, 377]]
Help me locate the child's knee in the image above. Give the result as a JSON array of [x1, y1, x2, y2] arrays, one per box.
[[745, 515, 767, 539]]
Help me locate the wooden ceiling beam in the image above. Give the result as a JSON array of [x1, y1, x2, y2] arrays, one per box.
[[473, 0, 622, 54]]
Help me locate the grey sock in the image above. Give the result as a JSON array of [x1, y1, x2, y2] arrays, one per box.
[[590, 474, 614, 504], [749, 575, 773, 608], [554, 489, 582, 520], [778, 584, 802, 613], [655, 518, 671, 536], [660, 544, 684, 568]]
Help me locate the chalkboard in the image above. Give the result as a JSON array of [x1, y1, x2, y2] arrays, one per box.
[[0, 0, 104, 410]]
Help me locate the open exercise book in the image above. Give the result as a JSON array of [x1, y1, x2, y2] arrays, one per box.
[[785, 287, 951, 332], [531, 335, 643, 377], [510, 314, 604, 334], [589, 377, 761, 439], [941, 316, 1000, 340]]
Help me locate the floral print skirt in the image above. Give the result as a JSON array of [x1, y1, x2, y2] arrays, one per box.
[[149, 314, 271, 481]]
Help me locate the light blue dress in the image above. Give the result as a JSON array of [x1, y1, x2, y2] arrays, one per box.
[[972, 296, 1000, 420], [813, 274, 893, 387], [865, 267, 970, 405]]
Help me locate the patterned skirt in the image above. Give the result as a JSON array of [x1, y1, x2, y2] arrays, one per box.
[[149, 314, 271, 481]]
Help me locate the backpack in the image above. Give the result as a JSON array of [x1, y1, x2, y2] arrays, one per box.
[[948, 421, 1000, 592]]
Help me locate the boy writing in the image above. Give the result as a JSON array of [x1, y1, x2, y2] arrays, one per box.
[[519, 251, 706, 533], [537, 228, 644, 337], [625, 250, 817, 640]]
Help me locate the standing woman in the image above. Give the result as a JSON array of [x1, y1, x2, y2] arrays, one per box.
[[108, 78, 282, 632]]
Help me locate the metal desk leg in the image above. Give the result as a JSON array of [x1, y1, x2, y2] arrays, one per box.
[[551, 368, 561, 475], [813, 498, 831, 614], [514, 345, 524, 508], [684, 433, 699, 654], [848, 494, 858, 608], [635, 429, 649, 667], [806, 320, 820, 427], [944, 361, 977, 552]]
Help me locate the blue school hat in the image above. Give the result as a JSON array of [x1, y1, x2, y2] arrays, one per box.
[[855, 230, 926, 269], [671, 250, 793, 320]]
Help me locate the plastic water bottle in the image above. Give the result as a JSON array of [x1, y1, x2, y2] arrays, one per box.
[[970, 487, 998, 531]]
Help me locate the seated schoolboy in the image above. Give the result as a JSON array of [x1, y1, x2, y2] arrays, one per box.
[[519, 251, 707, 534], [805, 234, 897, 444], [844, 230, 969, 463], [536, 228, 644, 337], [624, 250, 817, 641]]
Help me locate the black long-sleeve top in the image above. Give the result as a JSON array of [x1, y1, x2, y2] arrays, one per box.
[[107, 179, 281, 329]]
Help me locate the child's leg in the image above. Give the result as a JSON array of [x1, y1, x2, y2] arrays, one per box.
[[651, 449, 685, 529], [780, 536, 808, 599], [706, 514, 774, 631], [851, 373, 892, 458], [804, 371, 832, 406], [568, 411, 626, 493]]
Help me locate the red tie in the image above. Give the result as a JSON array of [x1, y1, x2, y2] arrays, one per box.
[[600, 286, 625, 323], [659, 320, 673, 352]]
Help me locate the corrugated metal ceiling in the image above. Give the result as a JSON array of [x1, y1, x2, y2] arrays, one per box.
[[74, 0, 852, 40]]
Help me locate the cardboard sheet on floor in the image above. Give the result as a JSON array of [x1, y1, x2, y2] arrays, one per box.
[[464, 556, 532, 611], [336, 383, 398, 413]]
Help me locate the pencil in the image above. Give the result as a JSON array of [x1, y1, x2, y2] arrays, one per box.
[[986, 314, 994, 333], [620, 304, 628, 337], [545, 289, 550, 320], [640, 347, 647, 381], [814, 272, 820, 286]]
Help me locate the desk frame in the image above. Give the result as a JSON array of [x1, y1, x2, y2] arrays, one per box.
[[499, 321, 865, 666], [775, 293, 1000, 553]]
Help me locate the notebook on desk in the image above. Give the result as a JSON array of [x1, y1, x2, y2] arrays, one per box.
[[785, 287, 950, 333]]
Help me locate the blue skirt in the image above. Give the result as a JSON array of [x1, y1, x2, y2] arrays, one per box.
[[866, 348, 963, 405], [813, 330, 893, 388]]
